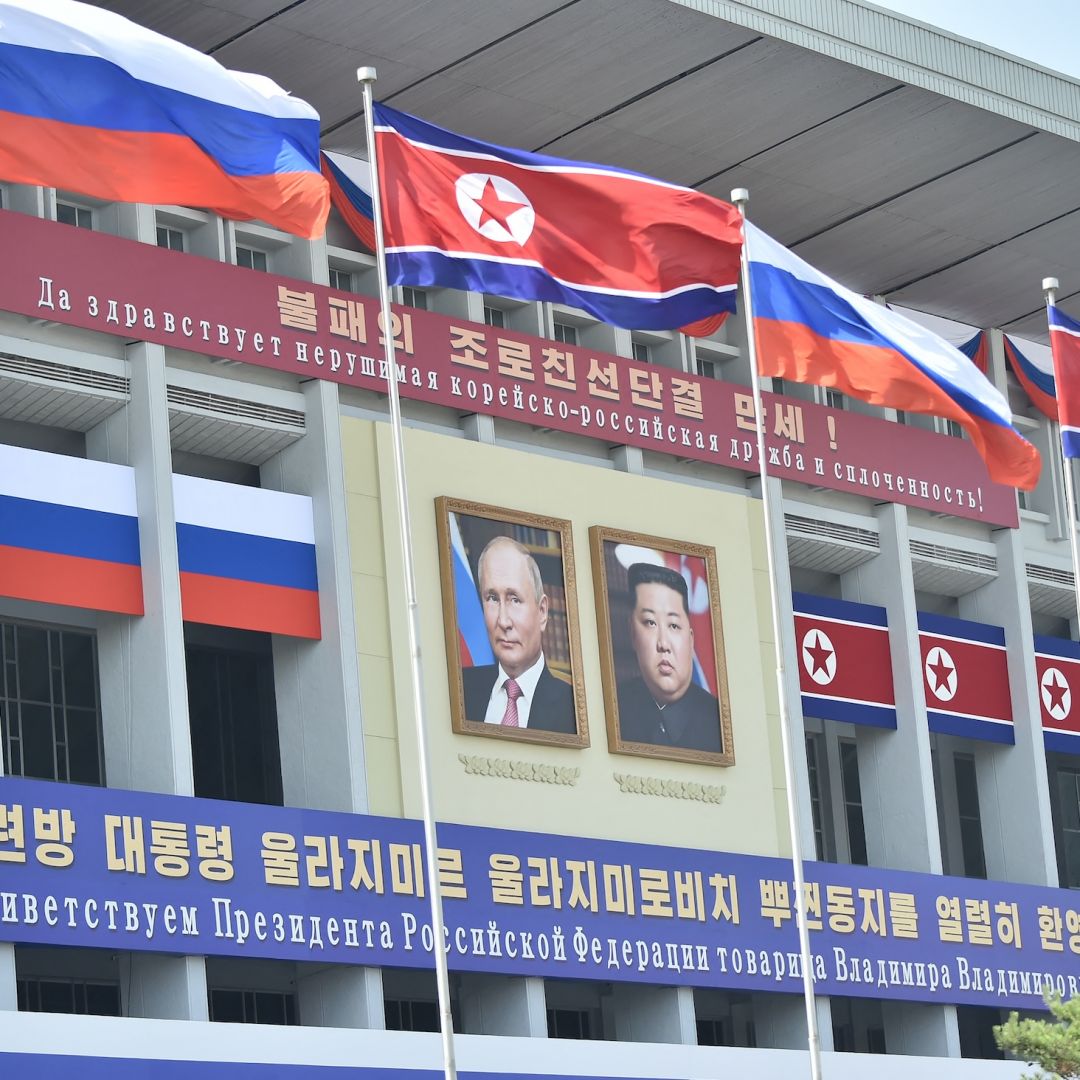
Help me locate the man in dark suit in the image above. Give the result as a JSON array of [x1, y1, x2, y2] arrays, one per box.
[[462, 535, 575, 733], [616, 562, 721, 753]]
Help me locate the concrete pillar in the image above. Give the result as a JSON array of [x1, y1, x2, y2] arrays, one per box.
[[459, 974, 547, 1037], [296, 965, 384, 1029], [610, 984, 696, 1044], [754, 993, 834, 1052], [958, 526, 1058, 885], [883, 999, 961, 1057], [86, 341, 194, 798], [85, 341, 207, 1020], [261, 377, 368, 813], [841, 502, 942, 874], [123, 955, 208, 1022]]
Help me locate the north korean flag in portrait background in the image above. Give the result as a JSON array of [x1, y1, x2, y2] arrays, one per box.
[[917, 612, 1012, 744], [1035, 635, 1080, 753], [792, 593, 896, 729], [372, 102, 743, 332]]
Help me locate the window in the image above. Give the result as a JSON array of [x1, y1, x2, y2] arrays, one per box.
[[894, 410, 908, 425], [631, 340, 651, 364], [210, 988, 298, 1025], [553, 321, 577, 346], [954, 754, 987, 879], [186, 636, 282, 805], [156, 226, 185, 252], [1053, 766, 1080, 888], [328, 266, 353, 292], [18, 977, 120, 1016], [944, 418, 964, 438], [805, 733, 834, 861], [401, 286, 427, 310], [483, 305, 505, 328], [839, 739, 867, 865], [0, 621, 103, 785], [696, 355, 718, 381], [236, 245, 268, 272], [823, 387, 844, 410], [547, 1007, 597, 1040], [56, 202, 92, 230], [385, 997, 439, 1032]]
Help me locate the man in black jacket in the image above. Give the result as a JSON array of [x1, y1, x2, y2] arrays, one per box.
[[616, 562, 721, 752], [462, 535, 575, 733]]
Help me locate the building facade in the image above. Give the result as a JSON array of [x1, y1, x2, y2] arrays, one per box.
[[2, 2, 1080, 1078]]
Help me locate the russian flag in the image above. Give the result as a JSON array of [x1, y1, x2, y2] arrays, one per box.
[[173, 476, 320, 639], [0, 0, 329, 238], [957, 330, 989, 376], [745, 222, 1040, 491], [1004, 333, 1057, 420], [0, 444, 142, 615], [1049, 306, 1080, 456], [450, 513, 493, 668], [372, 102, 743, 331], [322, 151, 375, 252]]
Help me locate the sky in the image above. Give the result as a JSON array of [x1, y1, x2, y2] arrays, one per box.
[[877, 0, 1080, 80]]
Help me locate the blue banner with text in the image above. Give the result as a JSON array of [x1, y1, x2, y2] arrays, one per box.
[[0, 777, 1075, 1011]]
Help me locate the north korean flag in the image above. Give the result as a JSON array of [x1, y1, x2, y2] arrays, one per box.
[[793, 593, 896, 729], [372, 102, 742, 331], [1035, 635, 1080, 753], [1049, 305, 1080, 457], [918, 613, 1013, 744]]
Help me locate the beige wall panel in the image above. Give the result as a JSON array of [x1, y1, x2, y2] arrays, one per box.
[[343, 417, 787, 857]]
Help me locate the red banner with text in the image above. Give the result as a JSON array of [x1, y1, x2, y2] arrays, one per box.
[[0, 211, 1017, 527]]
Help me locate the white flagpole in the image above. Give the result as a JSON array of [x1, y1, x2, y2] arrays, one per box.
[[1043, 277, 1080, 627], [359, 68, 458, 1080], [732, 189, 824, 1080]]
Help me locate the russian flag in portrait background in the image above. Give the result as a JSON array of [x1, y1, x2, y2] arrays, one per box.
[[0, 0, 329, 238], [173, 476, 320, 639], [745, 221, 1041, 491], [372, 101, 743, 331], [450, 512, 494, 668], [917, 612, 1013, 744], [1004, 333, 1057, 420], [792, 593, 896, 729], [1049, 305, 1080, 456], [0, 443, 141, 615], [321, 150, 375, 252], [1035, 635, 1080, 754]]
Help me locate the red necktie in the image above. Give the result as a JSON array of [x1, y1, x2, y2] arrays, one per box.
[[501, 678, 523, 727]]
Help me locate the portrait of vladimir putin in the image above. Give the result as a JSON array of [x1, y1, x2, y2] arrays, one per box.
[[438, 500, 585, 744], [461, 535, 576, 733]]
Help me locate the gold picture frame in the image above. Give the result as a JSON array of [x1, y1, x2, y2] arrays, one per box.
[[590, 526, 733, 766], [436, 497, 589, 748]]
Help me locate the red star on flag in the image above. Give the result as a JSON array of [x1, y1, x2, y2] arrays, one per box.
[[928, 654, 954, 692], [1045, 670, 1070, 713], [474, 178, 527, 231], [805, 632, 833, 677]]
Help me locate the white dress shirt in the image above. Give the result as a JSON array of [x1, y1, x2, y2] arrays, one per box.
[[482, 652, 547, 728]]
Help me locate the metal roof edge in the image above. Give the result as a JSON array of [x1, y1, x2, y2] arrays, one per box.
[[671, 0, 1080, 141]]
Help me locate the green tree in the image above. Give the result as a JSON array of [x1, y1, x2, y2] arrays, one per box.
[[995, 994, 1080, 1079]]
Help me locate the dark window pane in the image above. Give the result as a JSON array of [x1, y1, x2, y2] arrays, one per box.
[[187, 640, 282, 805], [17, 628, 51, 702], [62, 634, 96, 708], [210, 989, 245, 1023], [66, 709, 102, 785], [253, 991, 286, 1025], [19, 703, 57, 781], [36, 980, 76, 1013], [84, 982, 121, 1016]]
